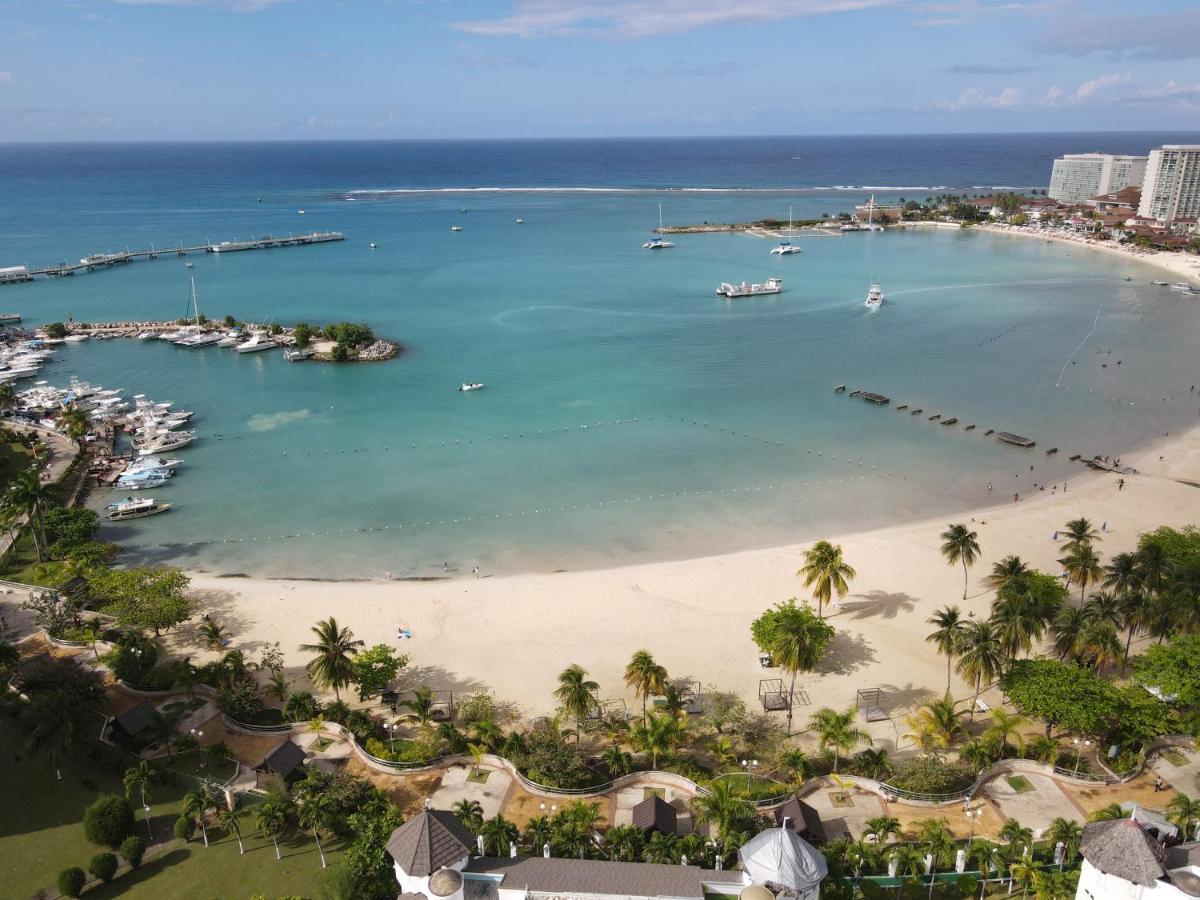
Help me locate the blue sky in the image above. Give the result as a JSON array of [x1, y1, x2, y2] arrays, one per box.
[[1, 0, 1198, 140]]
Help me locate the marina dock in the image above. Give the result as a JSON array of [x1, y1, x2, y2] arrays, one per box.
[[3, 231, 344, 283]]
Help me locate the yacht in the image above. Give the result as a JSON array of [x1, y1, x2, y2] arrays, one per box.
[[459, 382, 485, 392], [643, 204, 674, 250], [717, 277, 783, 298], [217, 332, 242, 347], [235, 332, 279, 353], [116, 472, 172, 490], [63, 334, 89, 343], [450, 225, 463, 232], [865, 282, 885, 309], [1151, 281, 1169, 286], [107, 497, 172, 521], [136, 431, 195, 455], [771, 207, 803, 255]]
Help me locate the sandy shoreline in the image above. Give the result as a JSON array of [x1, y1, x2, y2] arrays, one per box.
[[185, 419, 1200, 740]]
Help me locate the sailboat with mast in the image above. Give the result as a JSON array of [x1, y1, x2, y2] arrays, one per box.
[[643, 204, 674, 249], [771, 206, 802, 255], [174, 276, 220, 346]]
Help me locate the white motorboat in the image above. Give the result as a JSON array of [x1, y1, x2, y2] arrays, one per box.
[[865, 282, 884, 309], [1171, 282, 1197, 293], [217, 333, 242, 347], [771, 207, 803, 255], [369, 242, 377, 249], [137, 331, 159, 340], [107, 497, 172, 521], [116, 473, 171, 489], [643, 204, 674, 249], [450, 225, 463, 232], [126, 456, 183, 472], [459, 382, 485, 392], [63, 334, 89, 343], [136, 432, 195, 455], [717, 277, 783, 298], [1151, 281, 1169, 286], [235, 332, 279, 353]]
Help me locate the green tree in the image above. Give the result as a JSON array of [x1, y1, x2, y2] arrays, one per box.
[[767, 600, 835, 734], [692, 778, 754, 844], [84, 795, 135, 848], [983, 708, 1028, 758], [808, 706, 872, 772], [183, 786, 217, 847], [44, 321, 68, 339], [120, 835, 146, 869], [1046, 817, 1083, 860], [926, 605, 965, 693], [59, 403, 91, 441], [798, 540, 856, 618], [293, 322, 313, 348], [554, 664, 598, 741], [299, 793, 338, 869], [954, 619, 1004, 722], [300, 617, 364, 700], [990, 591, 1047, 661], [480, 814, 519, 855], [218, 804, 247, 854], [8, 468, 49, 561], [256, 791, 296, 861], [90, 566, 192, 636], [1132, 634, 1200, 708], [904, 694, 964, 754], [941, 523, 980, 599], [351, 643, 408, 701], [453, 799, 485, 833], [1001, 659, 1119, 737], [624, 650, 668, 728], [199, 617, 230, 650], [57, 867, 85, 898], [1062, 518, 1100, 553], [603, 824, 645, 862], [123, 760, 157, 838], [629, 711, 684, 768], [1060, 543, 1104, 605], [1167, 794, 1200, 838]]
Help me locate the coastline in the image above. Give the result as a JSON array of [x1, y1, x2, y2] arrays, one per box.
[[183, 419, 1200, 725]]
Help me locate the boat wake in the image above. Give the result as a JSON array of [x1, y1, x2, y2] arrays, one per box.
[[247, 409, 315, 432]]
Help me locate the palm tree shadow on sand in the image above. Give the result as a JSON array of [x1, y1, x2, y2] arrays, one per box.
[[838, 590, 917, 620]]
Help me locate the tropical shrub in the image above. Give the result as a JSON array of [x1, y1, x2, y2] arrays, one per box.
[[88, 851, 119, 883], [886, 756, 974, 796], [120, 835, 145, 869], [83, 795, 134, 848], [174, 815, 196, 841], [57, 867, 86, 898]]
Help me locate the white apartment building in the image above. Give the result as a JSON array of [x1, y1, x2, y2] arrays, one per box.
[[1049, 153, 1147, 204], [1138, 145, 1200, 223]]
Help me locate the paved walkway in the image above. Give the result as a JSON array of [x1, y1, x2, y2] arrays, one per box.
[[980, 771, 1082, 836], [1155, 747, 1200, 797]]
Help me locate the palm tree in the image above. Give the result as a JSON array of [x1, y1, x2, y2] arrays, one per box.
[[1032, 868, 1079, 899], [623, 650, 667, 728], [256, 792, 294, 861], [941, 523, 980, 599], [954, 620, 1004, 722], [8, 468, 48, 561], [522, 816, 553, 855], [453, 799, 485, 833], [1060, 543, 1104, 604], [480, 815, 519, 856], [983, 708, 1028, 758], [601, 745, 634, 776], [23, 696, 89, 780], [926, 605, 965, 693], [1103, 551, 1141, 597], [554, 664, 599, 741], [888, 844, 926, 877], [0, 382, 15, 412], [1081, 591, 1122, 632], [299, 617, 363, 700], [1050, 606, 1088, 661], [1168, 794, 1200, 839], [917, 818, 956, 867], [218, 804, 247, 854], [183, 786, 217, 847], [988, 555, 1031, 591], [603, 824, 644, 862], [798, 540, 856, 618], [990, 591, 1046, 661], [266, 671, 291, 704], [1087, 803, 1126, 822], [777, 748, 808, 782], [692, 778, 753, 844], [123, 760, 157, 838], [864, 815, 901, 844], [771, 611, 832, 735], [59, 403, 91, 441], [958, 738, 995, 773], [199, 617, 230, 650], [629, 712, 684, 769], [808, 706, 872, 772], [1046, 817, 1082, 862], [642, 830, 678, 864], [402, 686, 437, 732], [904, 694, 964, 754], [298, 793, 337, 869], [1061, 518, 1100, 553], [851, 748, 893, 780], [1025, 734, 1058, 764], [1135, 542, 1170, 596]]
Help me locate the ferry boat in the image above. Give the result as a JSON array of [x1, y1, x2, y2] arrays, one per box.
[[717, 277, 783, 298], [459, 382, 485, 392], [865, 282, 884, 309], [235, 332, 279, 353], [106, 497, 172, 521], [643, 204, 674, 250]]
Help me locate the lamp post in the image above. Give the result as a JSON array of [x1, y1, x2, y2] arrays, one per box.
[[384, 722, 398, 755], [965, 807, 981, 851], [1072, 738, 1092, 776], [191, 727, 204, 768], [740, 758, 759, 794]]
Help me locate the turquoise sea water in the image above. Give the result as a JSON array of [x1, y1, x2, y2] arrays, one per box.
[[3, 138, 1199, 577]]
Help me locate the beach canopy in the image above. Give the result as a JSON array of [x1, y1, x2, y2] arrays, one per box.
[[738, 826, 828, 893]]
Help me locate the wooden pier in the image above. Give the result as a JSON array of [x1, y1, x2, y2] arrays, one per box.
[[4, 231, 344, 283]]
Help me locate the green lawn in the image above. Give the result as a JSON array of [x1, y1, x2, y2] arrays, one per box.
[[1005, 775, 1035, 793]]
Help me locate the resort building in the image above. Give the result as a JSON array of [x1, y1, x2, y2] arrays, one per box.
[[1138, 146, 1200, 224], [387, 809, 828, 900], [1049, 153, 1147, 204], [1090, 186, 1142, 214], [1076, 816, 1200, 900]]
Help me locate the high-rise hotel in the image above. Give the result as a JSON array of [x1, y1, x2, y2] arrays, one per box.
[[1048, 152, 1147, 204], [1137, 145, 1200, 223]]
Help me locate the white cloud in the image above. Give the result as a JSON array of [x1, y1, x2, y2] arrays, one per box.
[[453, 0, 903, 38], [0, 72, 12, 87], [1040, 71, 1131, 105], [937, 85, 1021, 111], [1123, 80, 1200, 108]]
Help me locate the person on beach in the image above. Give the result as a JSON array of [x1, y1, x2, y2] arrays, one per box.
[[1119, 478, 1125, 491], [473, 565, 480, 579], [443, 561, 448, 573], [1014, 493, 1019, 503]]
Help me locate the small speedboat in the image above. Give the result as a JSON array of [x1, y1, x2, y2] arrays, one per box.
[[107, 497, 172, 521], [459, 382, 485, 392], [865, 282, 884, 309], [451, 225, 463, 232], [515, 219, 524, 224], [63, 334, 89, 343], [369, 242, 377, 249], [1151, 281, 1168, 286]]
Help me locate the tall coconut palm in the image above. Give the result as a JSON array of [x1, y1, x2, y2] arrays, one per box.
[[904, 694, 964, 754], [1060, 543, 1104, 604], [1103, 552, 1142, 597], [983, 709, 1028, 758], [987, 555, 1031, 592], [183, 786, 217, 848], [797, 540, 856, 618], [1046, 817, 1083, 862], [888, 844, 927, 877], [954, 620, 1004, 722], [629, 712, 684, 769], [23, 696, 90, 780], [218, 804, 247, 854], [771, 612, 832, 735], [990, 592, 1046, 661], [299, 792, 337, 869], [480, 815, 519, 856], [256, 792, 294, 861], [623, 650, 667, 728], [808, 706, 872, 772], [926, 605, 965, 693], [1050, 606, 1088, 661], [452, 799, 484, 833], [940, 523, 980, 599], [123, 760, 157, 839], [299, 617, 363, 700], [8, 468, 49, 561], [554, 664, 599, 742], [1081, 591, 1122, 632], [603, 824, 644, 862], [1135, 543, 1170, 596], [522, 816, 553, 855], [692, 778, 753, 844], [1061, 518, 1100, 553], [59, 403, 91, 442]]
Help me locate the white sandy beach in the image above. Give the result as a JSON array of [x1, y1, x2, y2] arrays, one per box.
[[186, 420, 1200, 745]]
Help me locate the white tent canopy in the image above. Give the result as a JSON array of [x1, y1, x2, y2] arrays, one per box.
[[738, 827, 828, 897]]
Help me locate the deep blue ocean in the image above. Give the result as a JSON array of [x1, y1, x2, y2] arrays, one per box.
[[2, 133, 1199, 578]]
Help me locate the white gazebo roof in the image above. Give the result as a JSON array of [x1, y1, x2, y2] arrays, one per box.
[[738, 827, 828, 892]]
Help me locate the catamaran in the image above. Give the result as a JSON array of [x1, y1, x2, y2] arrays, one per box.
[[643, 204, 674, 249], [459, 382, 485, 392], [771, 207, 802, 255]]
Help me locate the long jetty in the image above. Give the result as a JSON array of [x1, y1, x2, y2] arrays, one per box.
[[5, 231, 344, 283]]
